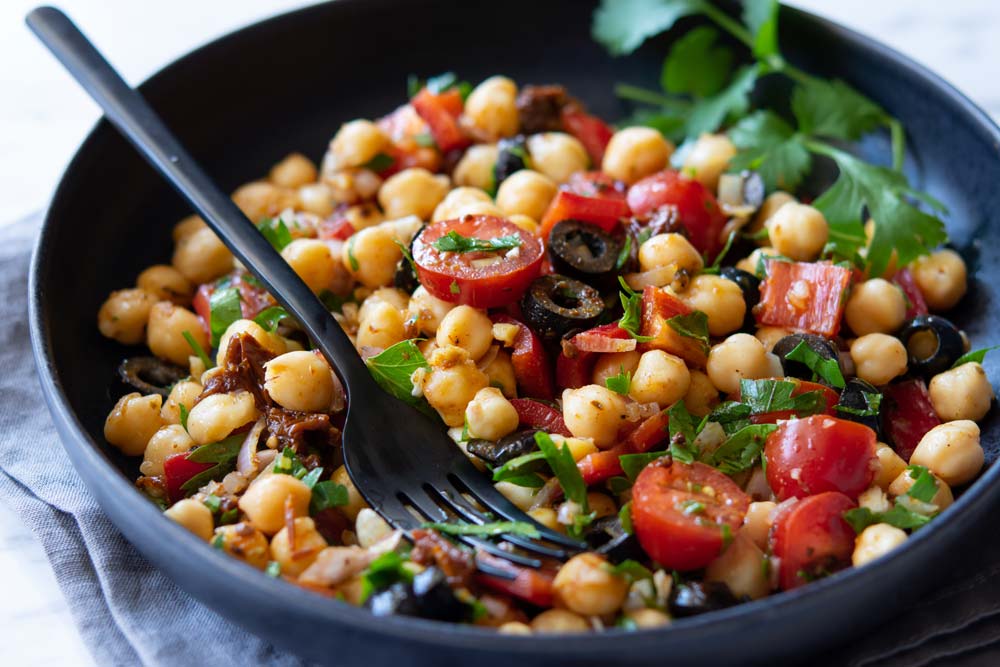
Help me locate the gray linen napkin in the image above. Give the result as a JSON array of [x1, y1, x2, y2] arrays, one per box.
[[1, 212, 999, 667]]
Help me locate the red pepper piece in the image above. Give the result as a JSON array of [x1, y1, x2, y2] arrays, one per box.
[[490, 314, 554, 400], [883, 379, 941, 460], [756, 260, 853, 338], [509, 398, 571, 437]]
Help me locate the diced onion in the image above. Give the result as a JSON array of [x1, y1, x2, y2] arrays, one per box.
[[236, 417, 266, 476]]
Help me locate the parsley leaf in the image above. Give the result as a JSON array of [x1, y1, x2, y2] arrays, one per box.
[[183, 330, 214, 370], [208, 286, 242, 348], [361, 153, 395, 173], [257, 217, 293, 251], [708, 424, 777, 474], [620, 452, 667, 482], [346, 235, 360, 272], [661, 26, 734, 98], [617, 277, 653, 342], [431, 230, 522, 253], [602, 558, 653, 584], [742, 0, 779, 58], [666, 311, 710, 355], [365, 340, 434, 413], [843, 505, 931, 533], [359, 549, 413, 603], [310, 480, 350, 514], [739, 378, 826, 417], [423, 521, 541, 539], [535, 432, 590, 518], [707, 400, 752, 435], [668, 401, 699, 463], [728, 110, 811, 191], [785, 340, 846, 389], [685, 64, 758, 137], [905, 465, 938, 504], [253, 306, 291, 332], [449, 281, 460, 295], [180, 434, 246, 493], [952, 346, 999, 369], [792, 78, 888, 142], [592, 0, 703, 56], [605, 365, 632, 395]]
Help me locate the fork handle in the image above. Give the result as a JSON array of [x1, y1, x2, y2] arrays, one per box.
[[26, 6, 371, 392]]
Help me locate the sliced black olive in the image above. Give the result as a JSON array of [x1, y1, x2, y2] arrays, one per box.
[[365, 567, 469, 622], [583, 515, 643, 563], [835, 378, 883, 437], [366, 581, 419, 617], [772, 333, 840, 384], [668, 580, 740, 618], [897, 315, 966, 378], [118, 357, 189, 396], [520, 274, 603, 340], [493, 135, 530, 186], [548, 220, 623, 287], [719, 267, 760, 332], [467, 429, 540, 467]]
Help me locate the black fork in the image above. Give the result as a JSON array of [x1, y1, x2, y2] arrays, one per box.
[[27, 6, 586, 573]]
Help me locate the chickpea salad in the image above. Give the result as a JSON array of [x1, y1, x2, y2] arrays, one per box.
[[96, 0, 994, 635]]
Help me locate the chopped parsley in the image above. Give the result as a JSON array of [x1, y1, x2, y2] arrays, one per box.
[[617, 277, 652, 342], [784, 340, 846, 389], [178, 404, 190, 432], [253, 306, 291, 332], [605, 365, 632, 395], [359, 549, 413, 603], [666, 310, 710, 356], [535, 432, 592, 536], [843, 465, 940, 533], [208, 286, 242, 348], [364, 340, 433, 414], [256, 217, 293, 252], [310, 480, 350, 514], [361, 152, 395, 173], [431, 230, 522, 253]]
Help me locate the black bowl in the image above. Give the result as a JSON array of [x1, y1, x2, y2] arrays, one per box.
[[28, 1, 1000, 665]]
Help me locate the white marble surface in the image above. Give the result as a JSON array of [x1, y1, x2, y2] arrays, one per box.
[[1, 1, 998, 665]]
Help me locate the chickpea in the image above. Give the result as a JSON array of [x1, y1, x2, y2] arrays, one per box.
[[238, 474, 312, 535], [682, 274, 747, 336], [705, 533, 769, 600], [141, 425, 194, 476], [530, 609, 590, 633], [453, 144, 500, 191], [602, 127, 673, 184], [297, 182, 336, 217], [280, 239, 337, 293], [874, 444, 908, 490], [263, 351, 335, 413], [638, 233, 704, 274], [766, 203, 828, 261], [683, 370, 720, 417], [358, 287, 408, 321], [146, 302, 207, 367], [507, 214, 540, 235], [323, 167, 383, 205], [888, 469, 953, 510], [743, 501, 776, 550], [269, 152, 318, 188], [755, 326, 792, 353], [164, 499, 214, 541], [328, 119, 391, 170], [845, 279, 907, 336], [852, 523, 907, 567], [104, 392, 165, 456], [561, 385, 628, 448], [356, 300, 406, 350], [421, 346, 490, 426], [407, 285, 455, 335], [850, 334, 907, 386], [343, 225, 401, 288], [528, 508, 562, 533], [97, 288, 156, 344], [344, 203, 386, 231], [591, 350, 641, 387], [378, 168, 450, 220], [496, 481, 539, 512], [216, 319, 287, 366], [707, 333, 773, 394], [173, 214, 206, 242], [553, 553, 628, 616], [735, 246, 781, 275], [626, 609, 671, 629], [136, 265, 193, 305], [629, 350, 691, 408], [929, 362, 993, 422], [172, 227, 234, 284], [213, 523, 270, 569], [465, 387, 519, 441], [354, 508, 393, 548], [231, 181, 299, 223], [185, 390, 259, 445], [483, 350, 517, 399], [526, 133, 589, 183], [269, 517, 328, 577], [436, 306, 494, 360], [498, 622, 533, 636], [332, 465, 368, 521], [682, 133, 737, 190], [161, 379, 203, 425], [910, 249, 967, 311], [431, 187, 493, 223], [747, 191, 795, 236], [463, 76, 519, 139], [587, 492, 617, 519], [496, 170, 558, 221], [910, 420, 983, 486]]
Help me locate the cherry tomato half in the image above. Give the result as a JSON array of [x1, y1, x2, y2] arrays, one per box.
[[764, 415, 877, 501], [412, 215, 544, 308], [770, 491, 856, 590], [627, 170, 726, 258], [632, 460, 749, 571]]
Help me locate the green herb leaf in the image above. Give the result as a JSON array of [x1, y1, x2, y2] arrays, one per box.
[[592, 0, 704, 56], [792, 79, 888, 142], [300, 467, 324, 489], [492, 451, 548, 484], [365, 340, 432, 410], [253, 306, 291, 332], [709, 424, 778, 474], [413, 132, 437, 148], [423, 520, 541, 538], [679, 499, 706, 515], [952, 346, 999, 369], [450, 280, 460, 295], [667, 401, 698, 463], [266, 561, 281, 578], [602, 558, 653, 584], [425, 71, 458, 94], [684, 65, 758, 137], [219, 508, 238, 524], [703, 231, 737, 274], [905, 465, 938, 504], [183, 330, 214, 370], [208, 287, 242, 348], [706, 400, 753, 435], [212, 534, 225, 550], [620, 451, 667, 483], [619, 501, 635, 534], [661, 26, 734, 98], [729, 110, 812, 191], [608, 476, 633, 494], [618, 276, 653, 342], [843, 505, 932, 533], [739, 378, 826, 417], [178, 404, 190, 432], [785, 340, 846, 389], [203, 494, 221, 513], [615, 234, 633, 271], [431, 230, 522, 253], [310, 480, 350, 514], [180, 434, 246, 493], [360, 549, 414, 603], [605, 365, 632, 395], [535, 432, 589, 515], [666, 311, 710, 354], [257, 217, 294, 251], [347, 235, 360, 272], [319, 289, 348, 313], [742, 0, 779, 58], [362, 152, 395, 173], [394, 239, 418, 274]]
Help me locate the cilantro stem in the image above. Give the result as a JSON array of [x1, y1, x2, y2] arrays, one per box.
[[614, 83, 676, 107], [698, 2, 754, 48], [889, 118, 906, 171]]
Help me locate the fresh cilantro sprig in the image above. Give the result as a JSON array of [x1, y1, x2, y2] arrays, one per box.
[[431, 230, 523, 253], [708, 423, 778, 474], [667, 401, 699, 463], [423, 520, 541, 539], [617, 277, 653, 342]]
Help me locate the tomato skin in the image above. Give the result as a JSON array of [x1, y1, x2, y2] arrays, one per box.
[[770, 492, 857, 590], [892, 268, 929, 319], [756, 260, 853, 338], [627, 170, 726, 257], [413, 216, 544, 308], [632, 460, 750, 571], [411, 88, 469, 153], [561, 108, 614, 165], [882, 379, 941, 460], [509, 398, 571, 436], [539, 190, 630, 240], [490, 314, 554, 400], [639, 286, 708, 367], [163, 453, 214, 503], [765, 415, 877, 501]]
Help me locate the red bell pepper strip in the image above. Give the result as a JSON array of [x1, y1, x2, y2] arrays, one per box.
[[474, 551, 556, 607], [555, 351, 595, 390], [639, 286, 709, 368], [893, 268, 929, 319], [490, 314, 554, 400], [571, 323, 635, 353], [539, 190, 630, 240], [561, 107, 614, 166], [756, 260, 853, 338], [577, 410, 671, 485], [411, 88, 468, 153], [163, 453, 214, 504], [509, 398, 571, 437], [553, 324, 632, 389], [883, 379, 941, 461]]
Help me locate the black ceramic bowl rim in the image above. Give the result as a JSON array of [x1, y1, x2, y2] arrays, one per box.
[[27, 0, 1000, 661]]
